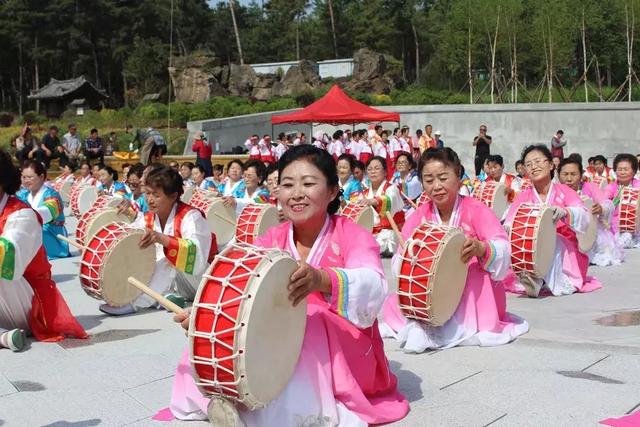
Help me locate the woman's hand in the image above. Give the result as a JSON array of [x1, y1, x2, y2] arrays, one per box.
[[173, 309, 191, 333], [116, 198, 133, 215], [222, 196, 236, 208], [461, 237, 487, 263], [139, 229, 168, 249], [288, 261, 330, 307], [550, 206, 567, 223], [592, 203, 603, 216]]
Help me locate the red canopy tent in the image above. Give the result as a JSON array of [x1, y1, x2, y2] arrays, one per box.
[[271, 85, 400, 125]]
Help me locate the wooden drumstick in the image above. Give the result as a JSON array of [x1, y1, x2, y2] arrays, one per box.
[[399, 190, 418, 209], [385, 211, 406, 248], [127, 276, 186, 315], [57, 234, 86, 251], [213, 211, 236, 226]]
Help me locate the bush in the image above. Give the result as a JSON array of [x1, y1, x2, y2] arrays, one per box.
[[0, 112, 14, 127], [371, 94, 392, 105], [137, 102, 168, 120], [21, 110, 45, 125], [294, 92, 316, 107]]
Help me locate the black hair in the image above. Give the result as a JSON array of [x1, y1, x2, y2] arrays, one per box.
[[80, 161, 91, 170], [193, 165, 207, 175], [395, 151, 415, 169], [99, 165, 118, 181], [213, 164, 224, 173], [266, 162, 279, 177], [22, 159, 47, 178], [568, 153, 583, 166], [60, 158, 77, 172], [49, 125, 58, 131], [337, 153, 356, 171], [90, 128, 98, 134], [353, 160, 365, 171], [393, 127, 400, 135], [557, 130, 564, 135], [593, 155, 607, 165], [243, 159, 267, 184], [332, 130, 343, 140], [0, 149, 20, 195], [127, 164, 145, 179], [521, 144, 554, 179], [180, 161, 194, 170], [416, 129, 423, 136], [417, 147, 462, 177], [145, 166, 184, 199], [515, 160, 524, 168], [278, 144, 340, 214], [559, 156, 584, 176], [486, 154, 504, 167], [613, 153, 639, 174], [366, 156, 388, 172], [588, 156, 595, 163], [226, 159, 244, 173]]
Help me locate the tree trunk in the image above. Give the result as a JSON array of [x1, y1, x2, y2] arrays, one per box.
[[327, 0, 338, 59], [489, 8, 500, 104], [229, 0, 244, 65], [34, 34, 40, 113], [582, 8, 588, 102], [547, 18, 553, 103], [412, 21, 419, 81], [296, 19, 300, 61], [468, 15, 473, 104], [122, 70, 128, 108], [626, 3, 635, 102], [513, 33, 518, 103], [92, 40, 101, 89], [18, 41, 23, 116]]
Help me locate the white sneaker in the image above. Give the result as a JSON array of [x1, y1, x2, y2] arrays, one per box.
[[99, 303, 136, 316], [207, 396, 244, 427]]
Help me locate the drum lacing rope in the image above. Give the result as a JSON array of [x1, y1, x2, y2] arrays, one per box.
[[509, 215, 538, 272], [235, 209, 262, 242], [190, 244, 288, 403], [79, 226, 129, 300], [396, 233, 442, 321]]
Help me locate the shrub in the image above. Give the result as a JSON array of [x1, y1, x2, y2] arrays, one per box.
[[21, 110, 45, 125], [294, 92, 316, 106], [137, 102, 168, 120], [371, 94, 392, 105], [0, 112, 14, 127]]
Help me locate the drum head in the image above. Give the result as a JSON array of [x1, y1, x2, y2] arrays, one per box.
[[491, 183, 509, 219], [182, 187, 195, 203], [240, 255, 305, 406], [78, 187, 99, 215], [205, 199, 237, 245], [428, 230, 468, 326], [356, 206, 375, 232], [60, 181, 73, 203], [86, 209, 134, 245], [100, 227, 155, 306], [255, 206, 280, 238], [578, 198, 597, 253], [533, 208, 557, 278]]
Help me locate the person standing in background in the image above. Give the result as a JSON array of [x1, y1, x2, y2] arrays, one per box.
[[473, 124, 492, 176], [191, 131, 213, 177], [551, 130, 567, 159]]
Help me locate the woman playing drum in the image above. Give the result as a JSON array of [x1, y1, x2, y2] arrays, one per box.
[[191, 165, 218, 192], [124, 164, 148, 213], [558, 157, 624, 267], [217, 159, 246, 198], [76, 162, 96, 186], [390, 152, 422, 212], [168, 145, 409, 426], [337, 153, 364, 204], [504, 145, 601, 297], [17, 160, 71, 260], [605, 153, 640, 248], [359, 156, 404, 256], [98, 165, 129, 198], [0, 150, 87, 351], [99, 166, 212, 315], [222, 159, 270, 216], [380, 147, 528, 353]]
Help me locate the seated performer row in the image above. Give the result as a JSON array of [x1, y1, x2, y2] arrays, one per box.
[[0, 150, 87, 351]]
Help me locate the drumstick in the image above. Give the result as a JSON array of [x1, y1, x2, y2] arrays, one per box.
[[57, 234, 86, 251], [399, 190, 418, 209], [127, 276, 185, 315], [213, 211, 236, 226], [384, 211, 406, 248]]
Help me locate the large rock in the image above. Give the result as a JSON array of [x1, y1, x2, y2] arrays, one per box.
[[352, 48, 386, 81], [228, 64, 257, 97], [168, 53, 227, 102], [252, 74, 278, 101], [277, 60, 321, 96]]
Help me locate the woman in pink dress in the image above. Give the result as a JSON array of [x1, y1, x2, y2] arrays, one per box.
[[558, 157, 624, 266], [380, 147, 528, 353], [605, 153, 640, 248], [504, 145, 601, 297], [166, 145, 409, 426]]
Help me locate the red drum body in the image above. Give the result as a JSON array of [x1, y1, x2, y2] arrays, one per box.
[[472, 180, 508, 218], [618, 187, 640, 233], [189, 244, 305, 409], [235, 204, 279, 245], [338, 203, 375, 232], [397, 223, 468, 326], [509, 203, 556, 278]]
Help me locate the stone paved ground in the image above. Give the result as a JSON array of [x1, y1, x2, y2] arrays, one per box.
[[1, 214, 639, 426]]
